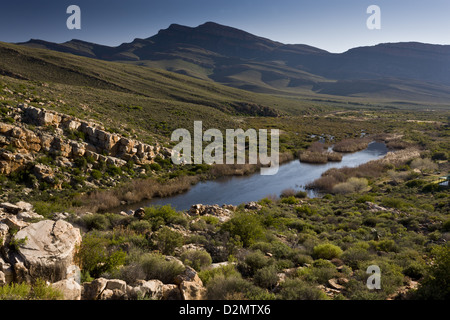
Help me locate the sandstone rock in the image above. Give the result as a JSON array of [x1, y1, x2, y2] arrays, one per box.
[[179, 280, 206, 300], [82, 278, 108, 300], [0, 222, 8, 246], [0, 202, 22, 214], [328, 278, 345, 291], [106, 279, 127, 293], [2, 216, 29, 230], [132, 280, 164, 300], [162, 284, 182, 300], [175, 266, 203, 287], [51, 278, 81, 300], [14, 220, 82, 283]]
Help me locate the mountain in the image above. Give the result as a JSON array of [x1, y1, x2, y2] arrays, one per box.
[[16, 22, 450, 103]]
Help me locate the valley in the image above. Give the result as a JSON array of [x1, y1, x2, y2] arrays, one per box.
[[0, 22, 449, 302]]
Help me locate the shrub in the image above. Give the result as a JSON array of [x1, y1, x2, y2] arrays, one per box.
[[355, 195, 375, 204], [80, 213, 111, 231], [221, 213, 264, 247], [415, 246, 450, 300], [342, 247, 373, 269], [90, 169, 103, 180], [76, 233, 127, 278], [205, 275, 269, 300], [253, 265, 279, 289], [153, 227, 184, 255], [280, 196, 299, 205], [180, 250, 212, 271], [239, 250, 271, 276], [125, 253, 185, 284], [403, 262, 426, 280], [333, 177, 369, 194], [198, 264, 240, 286], [145, 205, 188, 229], [410, 158, 438, 174], [0, 279, 63, 300], [313, 243, 343, 260], [278, 279, 328, 300], [295, 205, 316, 216]]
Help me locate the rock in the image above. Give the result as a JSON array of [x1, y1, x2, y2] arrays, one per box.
[[245, 202, 262, 211], [175, 266, 206, 300], [15, 201, 33, 212], [134, 207, 146, 220], [174, 266, 202, 285], [179, 280, 206, 300], [328, 278, 345, 291], [105, 279, 127, 293], [0, 202, 22, 214], [0, 222, 8, 246], [2, 216, 29, 230], [162, 284, 182, 300], [132, 280, 164, 300], [51, 278, 81, 300], [82, 278, 108, 300], [14, 220, 82, 283]]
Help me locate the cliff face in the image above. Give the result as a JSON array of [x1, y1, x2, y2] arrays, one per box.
[[0, 103, 171, 187]]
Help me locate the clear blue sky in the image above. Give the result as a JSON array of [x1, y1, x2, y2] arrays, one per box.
[[0, 0, 449, 53]]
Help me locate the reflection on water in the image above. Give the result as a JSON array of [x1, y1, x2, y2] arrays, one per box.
[[145, 142, 388, 211]]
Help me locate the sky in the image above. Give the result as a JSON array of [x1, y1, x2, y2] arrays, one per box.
[[0, 0, 449, 53]]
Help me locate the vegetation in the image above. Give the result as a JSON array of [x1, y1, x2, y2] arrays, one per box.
[[0, 39, 448, 301]]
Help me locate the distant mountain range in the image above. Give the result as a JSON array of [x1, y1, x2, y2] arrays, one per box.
[[17, 22, 450, 102]]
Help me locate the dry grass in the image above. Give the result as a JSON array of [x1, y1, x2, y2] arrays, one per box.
[[74, 175, 200, 213], [332, 138, 370, 153], [307, 147, 421, 193]]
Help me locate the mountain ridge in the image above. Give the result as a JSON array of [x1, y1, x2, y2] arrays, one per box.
[[15, 21, 450, 102]]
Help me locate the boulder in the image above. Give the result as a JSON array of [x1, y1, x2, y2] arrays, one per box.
[[13, 220, 82, 283], [162, 284, 182, 300], [132, 280, 164, 300], [179, 281, 206, 300], [175, 266, 206, 300], [51, 278, 81, 300], [82, 277, 108, 300]]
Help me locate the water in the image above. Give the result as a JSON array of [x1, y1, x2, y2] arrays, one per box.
[[144, 142, 388, 211]]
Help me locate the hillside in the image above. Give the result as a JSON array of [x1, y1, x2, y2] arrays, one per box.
[[19, 22, 450, 103]]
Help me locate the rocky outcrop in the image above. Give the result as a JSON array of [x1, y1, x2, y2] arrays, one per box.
[[188, 204, 236, 222], [13, 219, 82, 283], [0, 103, 172, 177]]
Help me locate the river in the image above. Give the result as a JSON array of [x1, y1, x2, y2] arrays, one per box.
[[140, 141, 388, 211]]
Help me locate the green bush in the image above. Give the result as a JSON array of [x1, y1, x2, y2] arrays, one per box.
[[313, 243, 343, 260], [205, 275, 270, 300], [198, 264, 240, 286], [253, 265, 279, 289], [415, 246, 450, 300], [90, 169, 103, 180], [120, 253, 184, 284], [180, 250, 212, 271], [76, 233, 127, 278], [81, 213, 111, 231], [0, 279, 63, 300], [153, 226, 184, 255], [221, 212, 264, 247], [277, 279, 328, 300], [239, 250, 271, 276], [355, 195, 375, 204], [280, 196, 300, 205], [145, 205, 188, 229]]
